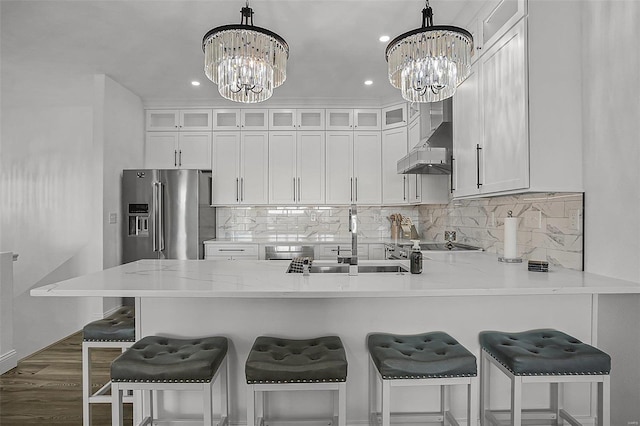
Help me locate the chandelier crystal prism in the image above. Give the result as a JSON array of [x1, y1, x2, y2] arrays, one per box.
[[202, 1, 289, 103], [386, 0, 473, 103]]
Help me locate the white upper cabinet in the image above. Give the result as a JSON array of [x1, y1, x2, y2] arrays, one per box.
[[269, 110, 296, 131], [382, 103, 408, 130], [146, 109, 212, 131], [353, 109, 381, 130], [211, 131, 268, 205], [453, 64, 481, 197], [476, 0, 527, 55], [452, 1, 583, 198], [297, 110, 325, 130], [381, 127, 409, 205], [326, 109, 354, 131], [213, 109, 268, 130], [479, 19, 528, 194], [325, 132, 354, 204], [353, 132, 382, 204], [269, 109, 326, 131], [268, 131, 325, 204]]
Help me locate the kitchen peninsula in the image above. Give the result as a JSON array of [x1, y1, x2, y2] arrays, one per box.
[[31, 252, 640, 424]]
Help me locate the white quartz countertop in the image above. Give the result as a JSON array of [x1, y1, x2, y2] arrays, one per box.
[[30, 253, 640, 299], [203, 237, 401, 244]]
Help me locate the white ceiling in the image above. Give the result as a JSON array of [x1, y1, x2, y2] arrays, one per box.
[[1, 0, 485, 107]]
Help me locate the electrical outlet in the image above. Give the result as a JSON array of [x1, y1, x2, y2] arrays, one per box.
[[108, 212, 118, 224], [310, 213, 317, 222], [524, 210, 542, 229], [489, 212, 496, 228], [569, 209, 581, 230]]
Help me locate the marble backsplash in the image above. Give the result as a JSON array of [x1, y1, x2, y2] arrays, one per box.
[[215, 206, 420, 241], [418, 193, 584, 270]]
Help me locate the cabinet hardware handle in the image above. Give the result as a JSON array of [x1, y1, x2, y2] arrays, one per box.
[[298, 177, 301, 202], [219, 248, 245, 252], [476, 144, 483, 188], [236, 178, 239, 202], [241, 177, 244, 202], [403, 176, 407, 200], [179, 150, 182, 167], [350, 177, 353, 201], [355, 177, 358, 201], [293, 177, 296, 202], [450, 155, 455, 193], [174, 150, 177, 167], [415, 175, 419, 199]]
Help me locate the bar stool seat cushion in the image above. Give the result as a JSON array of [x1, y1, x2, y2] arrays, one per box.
[[111, 336, 228, 383], [83, 306, 135, 342], [368, 331, 477, 379], [246, 336, 347, 384], [479, 329, 611, 376]]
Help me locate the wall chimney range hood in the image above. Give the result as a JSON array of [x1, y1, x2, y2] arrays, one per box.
[[397, 98, 453, 175]]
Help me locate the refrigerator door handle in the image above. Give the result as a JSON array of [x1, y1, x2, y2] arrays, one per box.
[[152, 182, 159, 251], [157, 181, 165, 251]]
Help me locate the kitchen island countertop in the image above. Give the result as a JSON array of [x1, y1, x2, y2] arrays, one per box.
[[30, 252, 640, 298]]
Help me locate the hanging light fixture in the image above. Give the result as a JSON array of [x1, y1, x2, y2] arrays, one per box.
[[202, 1, 289, 103], [386, 0, 473, 103]]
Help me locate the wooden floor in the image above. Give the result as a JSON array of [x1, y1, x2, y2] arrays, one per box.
[[0, 332, 132, 425]]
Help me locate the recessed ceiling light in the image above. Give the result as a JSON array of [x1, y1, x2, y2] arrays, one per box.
[[379, 35, 390, 42], [364, 80, 373, 86], [191, 81, 201, 86]]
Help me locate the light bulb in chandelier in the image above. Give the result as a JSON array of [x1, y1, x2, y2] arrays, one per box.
[[202, 1, 289, 103], [386, 0, 473, 103]]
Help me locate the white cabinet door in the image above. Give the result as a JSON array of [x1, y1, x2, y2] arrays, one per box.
[[178, 132, 212, 169], [354, 109, 381, 130], [213, 109, 241, 130], [479, 19, 528, 194], [297, 132, 325, 204], [145, 132, 179, 169], [240, 132, 269, 204], [179, 110, 212, 131], [325, 132, 354, 204], [297, 110, 325, 130], [269, 110, 296, 131], [326, 110, 354, 131], [269, 132, 297, 204], [241, 110, 269, 130], [212, 132, 241, 205], [382, 127, 408, 204], [453, 64, 481, 197], [382, 103, 407, 130], [353, 132, 381, 205], [146, 110, 179, 131]]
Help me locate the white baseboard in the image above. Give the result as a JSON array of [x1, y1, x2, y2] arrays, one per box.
[[0, 349, 17, 375]]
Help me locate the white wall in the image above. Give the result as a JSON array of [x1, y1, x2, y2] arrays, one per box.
[[581, 1, 640, 424], [95, 75, 144, 313], [0, 70, 143, 359]]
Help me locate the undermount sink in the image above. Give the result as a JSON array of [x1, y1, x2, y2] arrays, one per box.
[[308, 264, 409, 274]]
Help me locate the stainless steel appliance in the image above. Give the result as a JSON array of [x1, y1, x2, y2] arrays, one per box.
[[122, 169, 215, 262], [385, 242, 482, 259]]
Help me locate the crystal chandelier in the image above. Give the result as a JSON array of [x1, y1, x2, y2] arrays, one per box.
[[202, 1, 289, 103], [386, 0, 473, 103]]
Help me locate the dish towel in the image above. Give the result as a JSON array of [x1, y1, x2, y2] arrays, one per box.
[[287, 257, 313, 273]]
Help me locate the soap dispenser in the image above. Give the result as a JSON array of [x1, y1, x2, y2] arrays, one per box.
[[409, 239, 423, 274]]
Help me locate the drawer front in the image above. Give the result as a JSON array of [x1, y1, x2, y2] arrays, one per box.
[[205, 244, 259, 259]]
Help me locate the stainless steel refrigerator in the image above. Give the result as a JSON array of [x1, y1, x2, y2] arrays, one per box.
[[122, 169, 215, 263]]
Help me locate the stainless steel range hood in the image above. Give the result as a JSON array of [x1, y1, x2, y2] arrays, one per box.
[[397, 98, 453, 175]]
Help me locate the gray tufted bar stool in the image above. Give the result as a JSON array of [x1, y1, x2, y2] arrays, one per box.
[[245, 335, 348, 426], [82, 306, 135, 426], [110, 335, 229, 426], [479, 329, 611, 426], [367, 332, 478, 426]]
